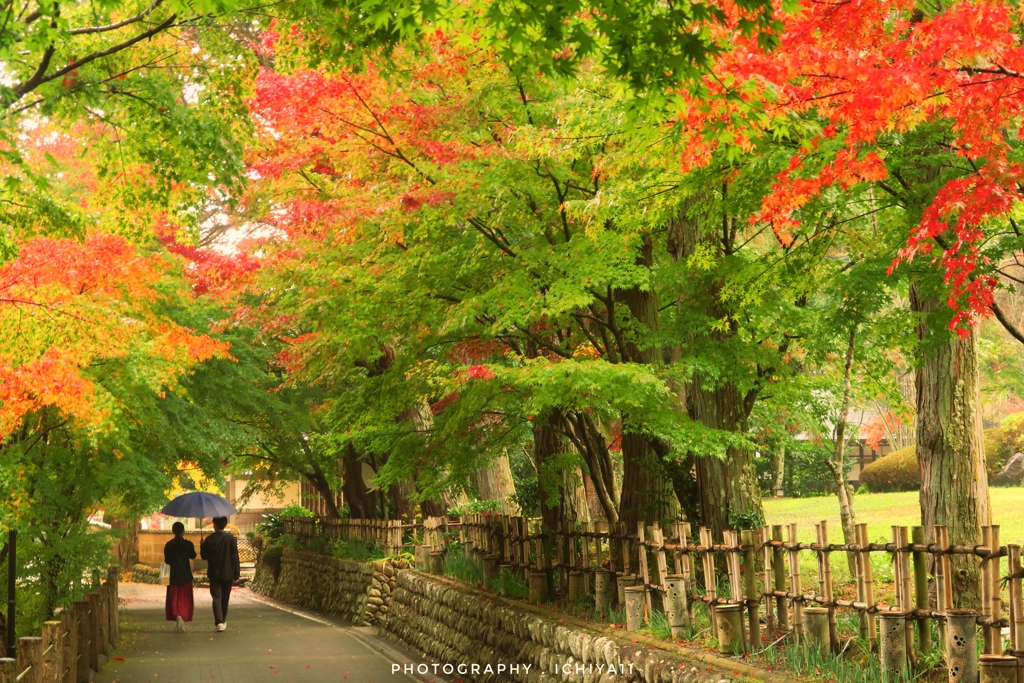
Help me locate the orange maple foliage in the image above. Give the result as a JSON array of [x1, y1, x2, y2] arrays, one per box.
[[679, 0, 1024, 331], [0, 234, 230, 437]]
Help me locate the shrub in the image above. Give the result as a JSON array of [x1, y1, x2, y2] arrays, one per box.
[[860, 426, 1010, 492], [261, 544, 284, 581]]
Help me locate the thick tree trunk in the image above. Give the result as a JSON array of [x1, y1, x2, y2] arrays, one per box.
[[533, 413, 569, 598], [342, 444, 379, 519], [912, 288, 990, 605], [689, 381, 763, 537], [476, 453, 520, 515], [673, 212, 763, 539], [306, 463, 344, 520], [617, 234, 675, 532]]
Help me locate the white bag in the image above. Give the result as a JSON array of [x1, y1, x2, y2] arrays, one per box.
[[159, 563, 171, 585]]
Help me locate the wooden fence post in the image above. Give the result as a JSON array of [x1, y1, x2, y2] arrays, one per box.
[[107, 566, 119, 647], [85, 594, 99, 674], [73, 601, 89, 683], [59, 608, 77, 683], [41, 621, 63, 683], [0, 658, 15, 683], [17, 636, 42, 683]]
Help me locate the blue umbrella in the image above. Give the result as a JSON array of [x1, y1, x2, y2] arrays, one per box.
[[161, 491, 237, 518]]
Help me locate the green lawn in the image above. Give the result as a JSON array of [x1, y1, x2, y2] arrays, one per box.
[[763, 488, 1024, 544], [762, 489, 1024, 607]]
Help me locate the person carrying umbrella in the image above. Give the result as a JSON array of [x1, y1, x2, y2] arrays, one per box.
[[164, 522, 196, 632], [161, 492, 240, 633], [201, 516, 240, 632]]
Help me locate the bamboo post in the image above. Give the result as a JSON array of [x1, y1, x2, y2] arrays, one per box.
[[700, 526, 718, 633], [519, 517, 530, 581], [528, 572, 547, 604], [771, 524, 788, 632], [741, 529, 760, 650], [1008, 545, 1024, 656], [672, 522, 684, 576], [911, 526, 931, 657], [625, 586, 645, 631], [17, 637, 41, 683], [716, 604, 746, 655], [936, 525, 952, 651], [726, 530, 743, 608], [623, 521, 633, 575], [894, 526, 914, 663], [857, 523, 877, 651], [786, 523, 803, 640], [595, 570, 615, 612], [654, 526, 669, 615], [637, 523, 653, 617], [761, 526, 774, 632], [878, 612, 908, 681], [681, 522, 695, 627], [581, 521, 591, 595], [815, 521, 838, 652], [988, 525, 1002, 655], [979, 654, 1017, 683], [947, 609, 979, 683], [981, 525, 993, 654]]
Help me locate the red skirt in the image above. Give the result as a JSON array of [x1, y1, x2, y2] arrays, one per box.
[[165, 584, 194, 622]]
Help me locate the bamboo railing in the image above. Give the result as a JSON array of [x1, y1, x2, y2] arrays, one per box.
[[286, 514, 1024, 680], [0, 566, 119, 683]]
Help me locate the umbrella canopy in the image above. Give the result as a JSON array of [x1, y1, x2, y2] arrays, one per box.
[[161, 491, 237, 518]]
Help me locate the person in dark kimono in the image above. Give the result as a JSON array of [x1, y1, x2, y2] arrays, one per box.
[[163, 521, 196, 633], [200, 516, 240, 632]]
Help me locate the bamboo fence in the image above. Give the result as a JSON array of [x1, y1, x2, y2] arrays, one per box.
[[0, 566, 119, 683], [287, 514, 1024, 681]]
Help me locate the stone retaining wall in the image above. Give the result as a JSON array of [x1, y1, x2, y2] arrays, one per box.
[[250, 547, 402, 626], [251, 551, 782, 683], [383, 571, 743, 683]]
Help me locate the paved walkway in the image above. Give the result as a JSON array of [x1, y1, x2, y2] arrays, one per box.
[[96, 583, 442, 683]]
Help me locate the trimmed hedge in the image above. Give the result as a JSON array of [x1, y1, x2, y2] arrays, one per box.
[[860, 422, 1022, 492]]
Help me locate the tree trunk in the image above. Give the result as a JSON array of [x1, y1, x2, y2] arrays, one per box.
[[912, 287, 990, 605], [475, 453, 520, 515], [617, 234, 675, 532], [564, 412, 619, 523], [342, 444, 379, 519], [673, 211, 763, 539], [690, 381, 763, 537], [772, 443, 785, 497], [533, 412, 568, 598], [828, 326, 859, 575]]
